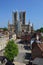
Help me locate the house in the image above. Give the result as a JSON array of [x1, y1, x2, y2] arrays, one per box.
[[32, 42, 43, 59], [32, 42, 43, 65], [21, 32, 31, 44]]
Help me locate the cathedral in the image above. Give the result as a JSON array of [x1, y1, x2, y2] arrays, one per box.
[[8, 11, 34, 37]]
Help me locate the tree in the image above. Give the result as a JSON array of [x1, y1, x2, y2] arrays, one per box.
[[4, 40, 18, 63], [3, 27, 8, 31], [39, 28, 43, 32], [35, 27, 43, 33]]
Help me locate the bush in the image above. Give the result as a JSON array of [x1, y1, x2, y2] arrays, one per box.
[[4, 40, 18, 62]]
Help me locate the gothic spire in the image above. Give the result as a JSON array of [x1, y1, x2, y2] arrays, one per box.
[[8, 20, 10, 25], [28, 19, 30, 25]]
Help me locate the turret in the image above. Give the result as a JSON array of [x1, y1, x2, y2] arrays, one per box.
[[8, 20, 10, 26], [8, 20, 10, 31]]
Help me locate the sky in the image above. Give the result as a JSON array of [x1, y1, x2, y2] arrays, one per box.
[[0, 0, 43, 30]]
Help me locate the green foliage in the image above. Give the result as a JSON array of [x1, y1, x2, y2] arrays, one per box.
[[40, 28, 43, 32], [0, 27, 8, 31], [35, 27, 43, 33], [3, 27, 8, 31], [4, 40, 18, 61]]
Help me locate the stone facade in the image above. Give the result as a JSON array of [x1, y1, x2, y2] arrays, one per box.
[[8, 11, 34, 36]]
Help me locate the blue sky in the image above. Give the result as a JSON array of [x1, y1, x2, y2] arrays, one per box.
[[0, 0, 43, 30]]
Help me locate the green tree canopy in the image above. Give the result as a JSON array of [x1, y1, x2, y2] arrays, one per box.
[[35, 27, 43, 33], [3, 27, 8, 31], [4, 40, 18, 62], [40, 28, 43, 32], [0, 27, 8, 31]]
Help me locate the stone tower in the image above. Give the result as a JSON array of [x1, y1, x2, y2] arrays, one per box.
[[31, 23, 34, 33], [19, 11, 26, 25], [12, 11, 18, 25], [28, 20, 31, 33], [8, 20, 10, 31]]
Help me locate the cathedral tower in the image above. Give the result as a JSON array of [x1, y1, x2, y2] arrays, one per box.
[[19, 11, 26, 25], [12, 11, 18, 25]]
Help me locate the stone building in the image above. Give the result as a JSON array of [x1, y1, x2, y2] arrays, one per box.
[[19, 11, 26, 25], [8, 11, 34, 37]]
